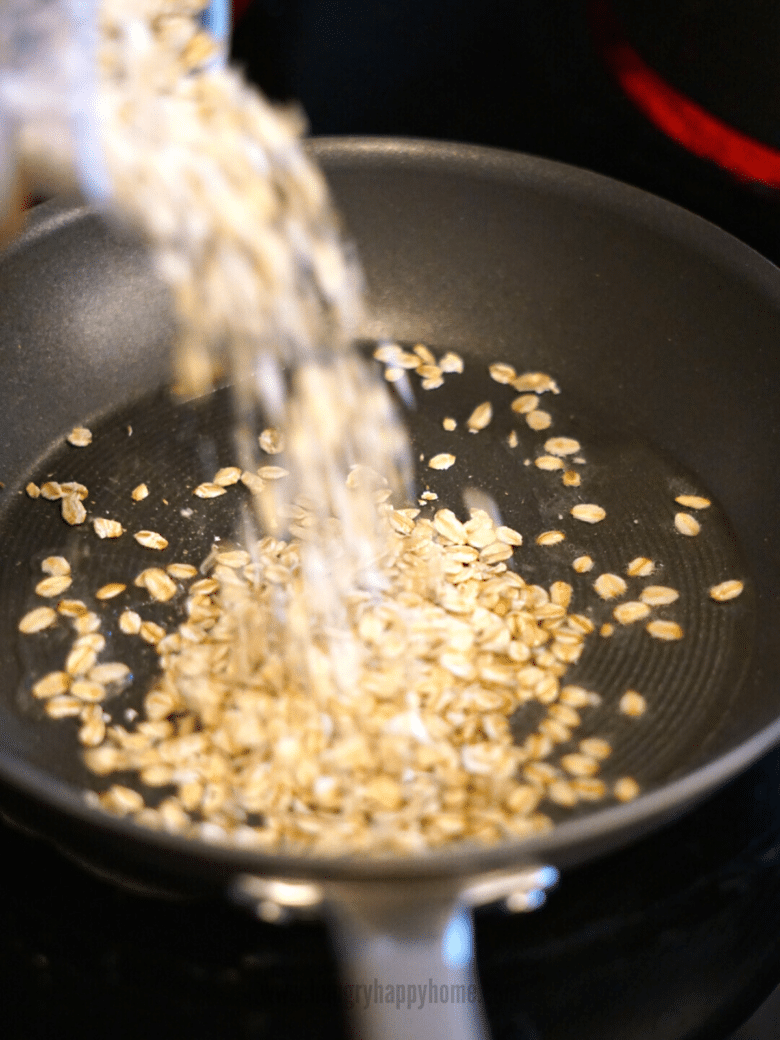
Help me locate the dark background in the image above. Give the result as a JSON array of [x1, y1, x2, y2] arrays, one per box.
[[232, 0, 780, 265]]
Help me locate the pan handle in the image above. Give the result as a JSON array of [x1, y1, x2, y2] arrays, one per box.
[[326, 883, 489, 1040], [233, 866, 558, 1040]]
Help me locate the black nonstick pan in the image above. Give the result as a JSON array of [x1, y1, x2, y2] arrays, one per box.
[[0, 138, 779, 1040]]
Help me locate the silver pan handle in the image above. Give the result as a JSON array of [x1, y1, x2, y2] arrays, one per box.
[[233, 865, 558, 1040], [327, 883, 490, 1040]]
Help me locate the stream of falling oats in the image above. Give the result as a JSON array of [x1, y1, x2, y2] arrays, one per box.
[[97, 0, 413, 694]]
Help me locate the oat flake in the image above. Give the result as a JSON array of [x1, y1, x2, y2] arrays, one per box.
[[93, 517, 124, 539], [193, 483, 227, 499], [674, 512, 701, 536], [709, 580, 744, 602], [570, 504, 606, 524], [428, 453, 456, 470], [466, 401, 493, 432], [95, 583, 127, 600], [134, 530, 169, 551], [67, 427, 92, 447], [18, 606, 57, 634]]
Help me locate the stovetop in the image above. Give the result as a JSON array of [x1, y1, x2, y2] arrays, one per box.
[[2, 746, 780, 1040], [4, 2, 780, 1037], [231, 0, 780, 269]]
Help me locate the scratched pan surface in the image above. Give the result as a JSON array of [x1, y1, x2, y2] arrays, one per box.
[[0, 138, 778, 887]]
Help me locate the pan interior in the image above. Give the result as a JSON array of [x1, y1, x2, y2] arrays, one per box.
[[0, 345, 754, 843], [1, 140, 779, 876]]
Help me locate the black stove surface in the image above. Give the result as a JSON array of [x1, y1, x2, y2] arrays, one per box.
[[3, 747, 780, 1040], [5, 3, 780, 1038], [232, 0, 780, 268]]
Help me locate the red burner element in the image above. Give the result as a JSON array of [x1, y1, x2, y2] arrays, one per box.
[[231, 0, 252, 24], [590, 0, 780, 187]]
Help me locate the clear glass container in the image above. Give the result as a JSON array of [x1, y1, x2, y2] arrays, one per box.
[[0, 0, 229, 230], [0, 0, 110, 205]]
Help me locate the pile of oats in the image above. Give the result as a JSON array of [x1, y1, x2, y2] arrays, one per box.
[[81, 500, 609, 853], [19, 349, 749, 853]]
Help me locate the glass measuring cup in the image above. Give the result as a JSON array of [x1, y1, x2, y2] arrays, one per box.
[[0, 0, 229, 233]]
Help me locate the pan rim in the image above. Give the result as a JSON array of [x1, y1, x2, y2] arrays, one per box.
[[2, 136, 780, 884]]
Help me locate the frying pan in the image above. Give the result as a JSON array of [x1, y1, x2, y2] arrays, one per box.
[[1, 137, 780, 1040]]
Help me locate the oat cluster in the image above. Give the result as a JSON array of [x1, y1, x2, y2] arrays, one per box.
[[25, 486, 623, 852], [19, 349, 748, 855], [101, 506, 619, 851]]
